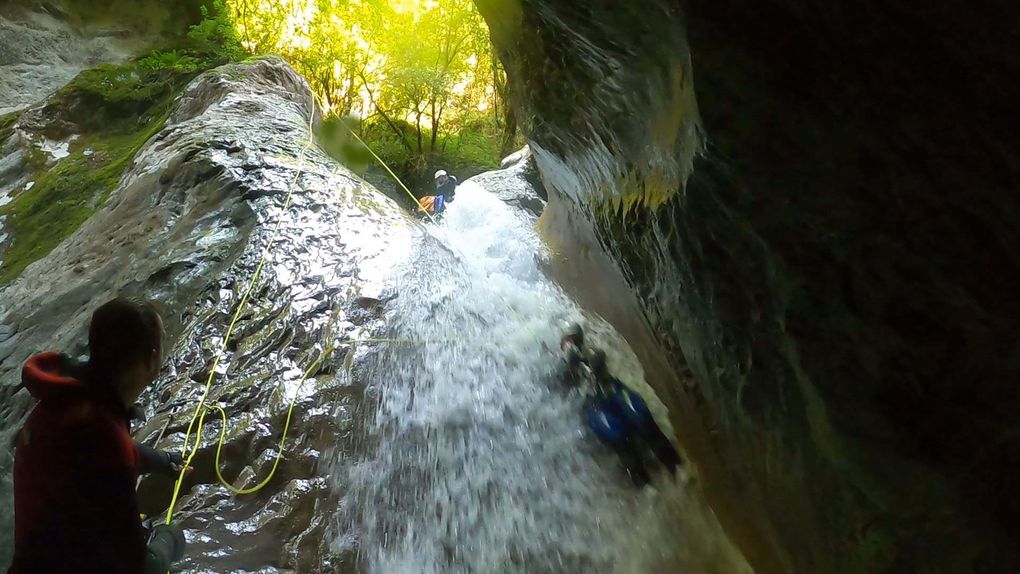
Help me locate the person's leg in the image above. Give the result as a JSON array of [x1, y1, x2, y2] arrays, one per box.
[[642, 424, 683, 473], [611, 439, 651, 487]]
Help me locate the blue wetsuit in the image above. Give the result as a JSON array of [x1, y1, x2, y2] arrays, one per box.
[[585, 376, 682, 485]]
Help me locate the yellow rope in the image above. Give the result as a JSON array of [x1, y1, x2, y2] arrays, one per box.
[[210, 343, 335, 494], [311, 93, 436, 224], [164, 103, 319, 525], [201, 336, 455, 495], [167, 333, 460, 516], [161, 88, 520, 525]]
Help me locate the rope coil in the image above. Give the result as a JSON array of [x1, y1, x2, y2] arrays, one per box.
[[160, 87, 538, 534], [161, 88, 519, 527]]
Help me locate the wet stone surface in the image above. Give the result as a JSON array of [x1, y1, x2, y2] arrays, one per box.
[[0, 57, 419, 571], [468, 146, 547, 219]]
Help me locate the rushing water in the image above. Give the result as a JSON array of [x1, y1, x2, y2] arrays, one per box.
[[328, 181, 733, 574]]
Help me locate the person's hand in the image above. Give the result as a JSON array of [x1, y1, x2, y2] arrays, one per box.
[[164, 451, 193, 476], [150, 523, 186, 562]]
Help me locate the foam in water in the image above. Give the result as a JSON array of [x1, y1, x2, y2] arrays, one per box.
[[330, 181, 749, 574]]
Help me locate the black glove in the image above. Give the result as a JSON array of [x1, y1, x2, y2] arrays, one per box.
[[147, 526, 185, 566], [164, 450, 185, 473], [136, 443, 185, 477]]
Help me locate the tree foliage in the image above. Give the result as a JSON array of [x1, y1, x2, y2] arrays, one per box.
[[222, 0, 519, 184]]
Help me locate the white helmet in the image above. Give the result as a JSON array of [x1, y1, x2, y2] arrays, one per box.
[[434, 169, 447, 179]]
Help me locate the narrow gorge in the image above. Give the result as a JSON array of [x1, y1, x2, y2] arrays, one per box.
[[2, 1, 1017, 573]]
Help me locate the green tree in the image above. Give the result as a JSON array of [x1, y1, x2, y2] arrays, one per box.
[[221, 0, 513, 187]]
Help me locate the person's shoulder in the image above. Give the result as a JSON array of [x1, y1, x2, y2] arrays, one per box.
[[62, 401, 135, 459]]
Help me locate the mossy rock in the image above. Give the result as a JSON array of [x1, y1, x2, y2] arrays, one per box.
[[0, 53, 218, 285], [10, 0, 206, 39], [0, 120, 166, 285], [44, 58, 195, 136], [0, 112, 19, 144]]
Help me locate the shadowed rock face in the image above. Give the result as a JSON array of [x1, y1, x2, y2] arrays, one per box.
[[478, 0, 1020, 572], [0, 0, 202, 115]]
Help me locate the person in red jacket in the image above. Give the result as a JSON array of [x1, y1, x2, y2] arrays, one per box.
[[9, 298, 187, 574]]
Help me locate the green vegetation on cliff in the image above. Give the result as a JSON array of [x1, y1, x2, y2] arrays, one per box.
[[0, 4, 242, 285], [0, 112, 18, 143], [220, 0, 518, 198], [0, 66, 176, 284], [9, 0, 207, 40]]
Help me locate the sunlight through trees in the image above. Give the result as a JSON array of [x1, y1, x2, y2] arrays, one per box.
[[223, 0, 517, 169]]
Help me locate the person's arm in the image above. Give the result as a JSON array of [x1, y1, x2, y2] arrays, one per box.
[[560, 341, 589, 386], [135, 441, 184, 477], [562, 341, 584, 370]]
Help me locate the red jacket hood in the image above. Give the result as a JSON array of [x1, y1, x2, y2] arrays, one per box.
[[21, 352, 88, 402]]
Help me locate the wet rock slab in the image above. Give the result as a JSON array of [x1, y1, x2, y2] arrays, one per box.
[[468, 146, 547, 219], [0, 57, 419, 571]]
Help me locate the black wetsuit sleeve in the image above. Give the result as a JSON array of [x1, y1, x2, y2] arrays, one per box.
[[438, 176, 458, 198], [135, 442, 171, 476], [561, 342, 586, 386]]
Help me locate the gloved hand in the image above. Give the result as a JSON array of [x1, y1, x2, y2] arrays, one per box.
[[152, 449, 188, 477], [163, 450, 186, 474], [137, 443, 192, 477], [149, 523, 186, 562]]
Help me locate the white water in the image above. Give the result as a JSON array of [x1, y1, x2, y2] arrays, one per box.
[[331, 181, 748, 573]]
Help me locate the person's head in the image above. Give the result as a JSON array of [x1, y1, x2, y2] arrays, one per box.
[[561, 322, 584, 350], [434, 169, 449, 185], [87, 297, 165, 406], [588, 348, 608, 378]]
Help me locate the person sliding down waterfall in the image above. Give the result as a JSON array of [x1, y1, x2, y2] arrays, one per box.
[[560, 325, 683, 486], [417, 169, 458, 218], [9, 298, 190, 574], [585, 348, 683, 486], [434, 168, 458, 202]]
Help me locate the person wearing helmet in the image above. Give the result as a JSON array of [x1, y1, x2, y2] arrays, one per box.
[[560, 323, 587, 387], [417, 170, 458, 219], [587, 348, 683, 479], [434, 169, 457, 203], [558, 325, 653, 486]]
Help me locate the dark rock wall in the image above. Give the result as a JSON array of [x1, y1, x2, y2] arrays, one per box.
[[479, 0, 1020, 572], [0, 0, 204, 114]]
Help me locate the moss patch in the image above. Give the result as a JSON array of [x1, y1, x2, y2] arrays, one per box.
[[0, 54, 211, 285], [62, 0, 204, 40], [0, 124, 165, 284], [0, 112, 19, 143], [44, 62, 187, 136]]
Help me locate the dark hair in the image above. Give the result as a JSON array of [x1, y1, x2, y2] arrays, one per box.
[[87, 297, 164, 383]]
